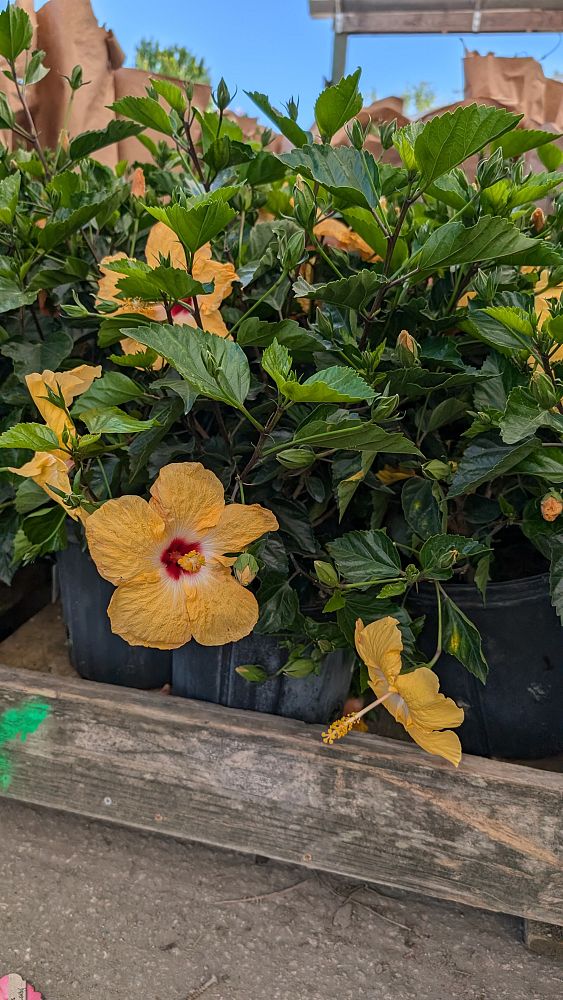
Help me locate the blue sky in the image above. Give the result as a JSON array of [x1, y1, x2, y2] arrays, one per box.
[[54, 1, 563, 122]]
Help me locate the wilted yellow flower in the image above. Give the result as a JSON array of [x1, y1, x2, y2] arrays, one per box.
[[7, 366, 102, 519], [541, 494, 563, 522], [323, 618, 464, 766], [531, 207, 545, 232], [313, 218, 380, 262], [85, 462, 278, 649], [376, 465, 415, 486], [130, 166, 146, 198]]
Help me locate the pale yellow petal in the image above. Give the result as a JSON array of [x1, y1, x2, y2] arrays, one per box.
[[187, 564, 259, 645], [8, 452, 81, 518], [406, 723, 463, 767], [119, 336, 166, 370], [198, 307, 230, 338], [108, 572, 193, 649], [145, 221, 187, 270], [313, 219, 377, 262], [205, 503, 279, 555], [355, 616, 403, 686], [193, 246, 238, 310], [396, 668, 465, 731], [96, 253, 130, 305], [85, 495, 166, 585], [149, 462, 225, 538], [25, 365, 102, 442]]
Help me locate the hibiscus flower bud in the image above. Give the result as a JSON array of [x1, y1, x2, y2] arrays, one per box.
[[396, 329, 419, 367], [58, 128, 69, 152], [531, 207, 545, 233], [130, 167, 146, 198], [541, 493, 563, 522], [314, 560, 339, 587], [234, 552, 259, 586]]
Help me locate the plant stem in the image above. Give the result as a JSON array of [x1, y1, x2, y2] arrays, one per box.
[[184, 108, 208, 190], [230, 272, 286, 334], [427, 581, 443, 668], [310, 234, 344, 279], [96, 458, 112, 500], [10, 59, 50, 177]]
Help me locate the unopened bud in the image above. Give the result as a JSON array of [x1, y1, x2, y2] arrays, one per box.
[[130, 166, 146, 198], [58, 128, 69, 152], [314, 560, 339, 587], [293, 181, 316, 230], [234, 552, 259, 586], [476, 147, 506, 190], [541, 493, 563, 522], [379, 120, 397, 151], [531, 207, 545, 233], [214, 77, 232, 112], [276, 446, 315, 469], [396, 329, 419, 366]]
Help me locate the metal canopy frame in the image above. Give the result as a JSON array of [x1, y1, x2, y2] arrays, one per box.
[[308, 1, 563, 82]]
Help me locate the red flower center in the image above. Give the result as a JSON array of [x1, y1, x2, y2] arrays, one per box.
[[161, 537, 203, 579], [171, 298, 193, 319]]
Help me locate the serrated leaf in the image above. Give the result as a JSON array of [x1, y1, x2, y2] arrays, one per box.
[[104, 257, 208, 302], [327, 529, 401, 584], [262, 339, 292, 388], [79, 407, 158, 434], [72, 373, 144, 414], [513, 445, 563, 483], [401, 478, 442, 541], [282, 365, 375, 404], [500, 387, 563, 444], [420, 534, 490, 580], [441, 594, 488, 682], [538, 142, 563, 171], [0, 4, 33, 61], [293, 269, 382, 310], [414, 104, 521, 187], [0, 172, 20, 224], [146, 192, 236, 254], [1, 328, 73, 378], [314, 68, 362, 141], [463, 307, 533, 356], [37, 195, 113, 251], [254, 573, 299, 634], [0, 422, 59, 452], [14, 478, 49, 515], [0, 274, 36, 313], [336, 450, 377, 520], [111, 95, 174, 136], [245, 90, 310, 148], [130, 322, 250, 409], [236, 317, 324, 356], [69, 121, 144, 161], [393, 122, 424, 171], [508, 171, 563, 208], [22, 506, 67, 556], [293, 417, 420, 455], [279, 144, 380, 211], [493, 128, 561, 159], [150, 77, 187, 116], [412, 216, 556, 277], [341, 206, 407, 267], [448, 436, 536, 496]]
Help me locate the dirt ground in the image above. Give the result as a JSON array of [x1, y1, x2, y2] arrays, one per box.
[[0, 800, 561, 1000]]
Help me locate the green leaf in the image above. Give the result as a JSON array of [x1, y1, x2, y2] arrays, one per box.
[[282, 365, 375, 404], [386, 367, 487, 400], [420, 534, 490, 580], [448, 436, 536, 496], [245, 91, 310, 148], [103, 257, 208, 302], [262, 339, 292, 388], [68, 121, 144, 162], [401, 478, 442, 541], [327, 529, 401, 584], [254, 573, 299, 634], [341, 206, 407, 267], [314, 68, 362, 141], [508, 171, 563, 208], [441, 594, 488, 682], [146, 192, 237, 254], [393, 122, 424, 171], [79, 407, 159, 434], [279, 144, 380, 211], [463, 308, 532, 357], [72, 373, 144, 414], [14, 478, 49, 515], [293, 417, 420, 455], [1, 328, 73, 378], [292, 269, 382, 311], [37, 196, 113, 251], [0, 172, 20, 224], [130, 322, 250, 409], [0, 422, 59, 452], [111, 95, 174, 136], [22, 506, 66, 557], [23, 48, 49, 85], [493, 128, 561, 159], [337, 450, 377, 520], [0, 4, 33, 60], [513, 445, 563, 483], [538, 142, 563, 171], [414, 104, 521, 187], [236, 318, 324, 356], [500, 387, 563, 444], [549, 539, 563, 625], [109, 348, 159, 369], [0, 274, 36, 313], [150, 77, 187, 116], [412, 215, 555, 278]]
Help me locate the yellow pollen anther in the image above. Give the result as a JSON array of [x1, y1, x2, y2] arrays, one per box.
[[321, 714, 358, 744], [177, 550, 206, 574]]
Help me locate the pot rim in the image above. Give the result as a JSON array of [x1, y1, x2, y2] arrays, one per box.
[[409, 572, 551, 609]]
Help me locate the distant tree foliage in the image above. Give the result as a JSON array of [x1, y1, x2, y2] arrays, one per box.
[[135, 38, 211, 84], [404, 81, 436, 115]]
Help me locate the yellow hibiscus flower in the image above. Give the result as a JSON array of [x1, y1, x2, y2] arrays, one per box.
[[322, 616, 464, 767], [85, 462, 278, 649], [313, 218, 380, 262], [7, 365, 102, 519]]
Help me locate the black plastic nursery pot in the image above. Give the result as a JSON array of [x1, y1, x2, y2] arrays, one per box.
[[409, 574, 562, 760], [56, 541, 172, 690], [172, 637, 354, 725]]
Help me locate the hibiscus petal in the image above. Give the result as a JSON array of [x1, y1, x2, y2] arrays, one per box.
[[86, 496, 166, 585], [96, 253, 130, 305], [108, 571, 192, 649], [8, 452, 81, 518], [406, 723, 463, 767], [25, 365, 102, 443], [205, 503, 278, 555], [149, 462, 225, 538], [187, 565, 259, 645], [145, 221, 187, 270], [355, 617, 403, 686], [199, 308, 230, 338], [193, 247, 238, 311], [395, 669, 464, 730]]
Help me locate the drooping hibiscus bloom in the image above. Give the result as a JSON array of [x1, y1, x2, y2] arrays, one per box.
[[322, 617, 464, 766], [96, 222, 239, 364], [7, 365, 102, 519], [85, 462, 278, 649], [313, 218, 380, 262]]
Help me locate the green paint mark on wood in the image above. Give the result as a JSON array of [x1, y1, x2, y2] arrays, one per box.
[[0, 700, 50, 790]]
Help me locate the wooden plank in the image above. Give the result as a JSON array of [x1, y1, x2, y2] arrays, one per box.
[[523, 919, 563, 957], [0, 665, 561, 924], [337, 11, 563, 33]]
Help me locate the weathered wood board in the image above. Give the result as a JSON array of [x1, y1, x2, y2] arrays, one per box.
[[0, 664, 561, 926]]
